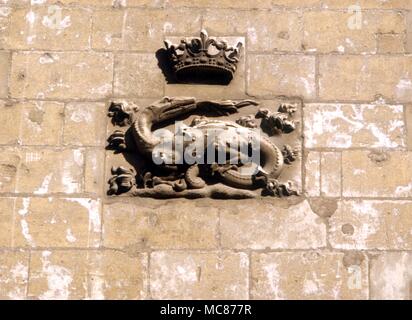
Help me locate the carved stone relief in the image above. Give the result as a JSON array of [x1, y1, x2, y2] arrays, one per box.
[[106, 29, 302, 199], [163, 30, 242, 84], [106, 97, 302, 199]]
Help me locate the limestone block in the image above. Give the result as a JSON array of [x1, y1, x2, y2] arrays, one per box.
[[28, 250, 148, 299], [377, 34, 405, 53], [303, 11, 405, 53], [330, 200, 412, 250], [103, 201, 218, 250], [13, 197, 101, 248], [0, 147, 21, 192], [370, 252, 412, 300], [248, 54, 316, 99], [203, 9, 301, 52], [114, 53, 164, 98], [0, 100, 21, 144], [219, 200, 326, 249], [63, 102, 106, 146], [150, 251, 249, 299], [7, 7, 91, 50], [0, 197, 15, 246], [91, 8, 201, 51], [21, 101, 64, 146], [0, 250, 29, 300], [10, 52, 113, 100], [16, 148, 84, 194], [251, 251, 369, 299], [304, 104, 405, 149], [342, 150, 412, 197], [305, 151, 320, 197], [319, 56, 412, 102]]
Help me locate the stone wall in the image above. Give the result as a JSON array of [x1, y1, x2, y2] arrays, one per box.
[[0, 0, 411, 299]]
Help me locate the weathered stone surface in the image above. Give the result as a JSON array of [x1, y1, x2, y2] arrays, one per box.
[[203, 10, 301, 52], [150, 251, 249, 299], [7, 7, 91, 50], [91, 8, 201, 51], [377, 33, 405, 53], [370, 252, 412, 300], [404, 104, 412, 149], [304, 151, 342, 197], [330, 200, 412, 250], [0, 198, 14, 246], [305, 151, 320, 197], [0, 147, 21, 192], [21, 101, 64, 146], [10, 52, 113, 100], [114, 53, 163, 98], [0, 7, 11, 49], [165, 0, 271, 8], [220, 200, 326, 249], [321, 0, 412, 9], [271, 0, 323, 7], [13, 197, 101, 248], [103, 201, 218, 249], [84, 149, 105, 194], [248, 54, 316, 98], [320, 152, 341, 197], [28, 250, 148, 299], [63, 102, 106, 146], [0, 51, 10, 97], [319, 55, 412, 102], [0, 100, 21, 144], [342, 151, 412, 197], [407, 11, 412, 53], [16, 148, 84, 194], [303, 11, 406, 53], [251, 252, 369, 299], [0, 250, 29, 299], [29, 0, 162, 6], [304, 104, 405, 149], [308, 198, 338, 218]]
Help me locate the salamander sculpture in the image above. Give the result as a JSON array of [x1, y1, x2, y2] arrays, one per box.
[[130, 96, 287, 193], [107, 97, 299, 197]]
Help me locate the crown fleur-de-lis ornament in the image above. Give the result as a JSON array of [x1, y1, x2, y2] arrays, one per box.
[[164, 29, 243, 84]]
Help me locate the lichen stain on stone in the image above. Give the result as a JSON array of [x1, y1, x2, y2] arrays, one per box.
[[308, 198, 338, 218], [28, 108, 45, 125], [39, 53, 57, 64], [0, 163, 17, 177], [368, 150, 390, 165], [342, 252, 365, 268], [277, 31, 289, 40], [341, 223, 355, 235], [123, 242, 147, 258]]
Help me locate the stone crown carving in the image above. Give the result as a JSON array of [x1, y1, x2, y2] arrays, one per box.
[[164, 29, 242, 84]]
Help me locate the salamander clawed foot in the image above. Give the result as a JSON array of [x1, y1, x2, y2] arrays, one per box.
[[108, 166, 136, 195], [107, 130, 127, 152]]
